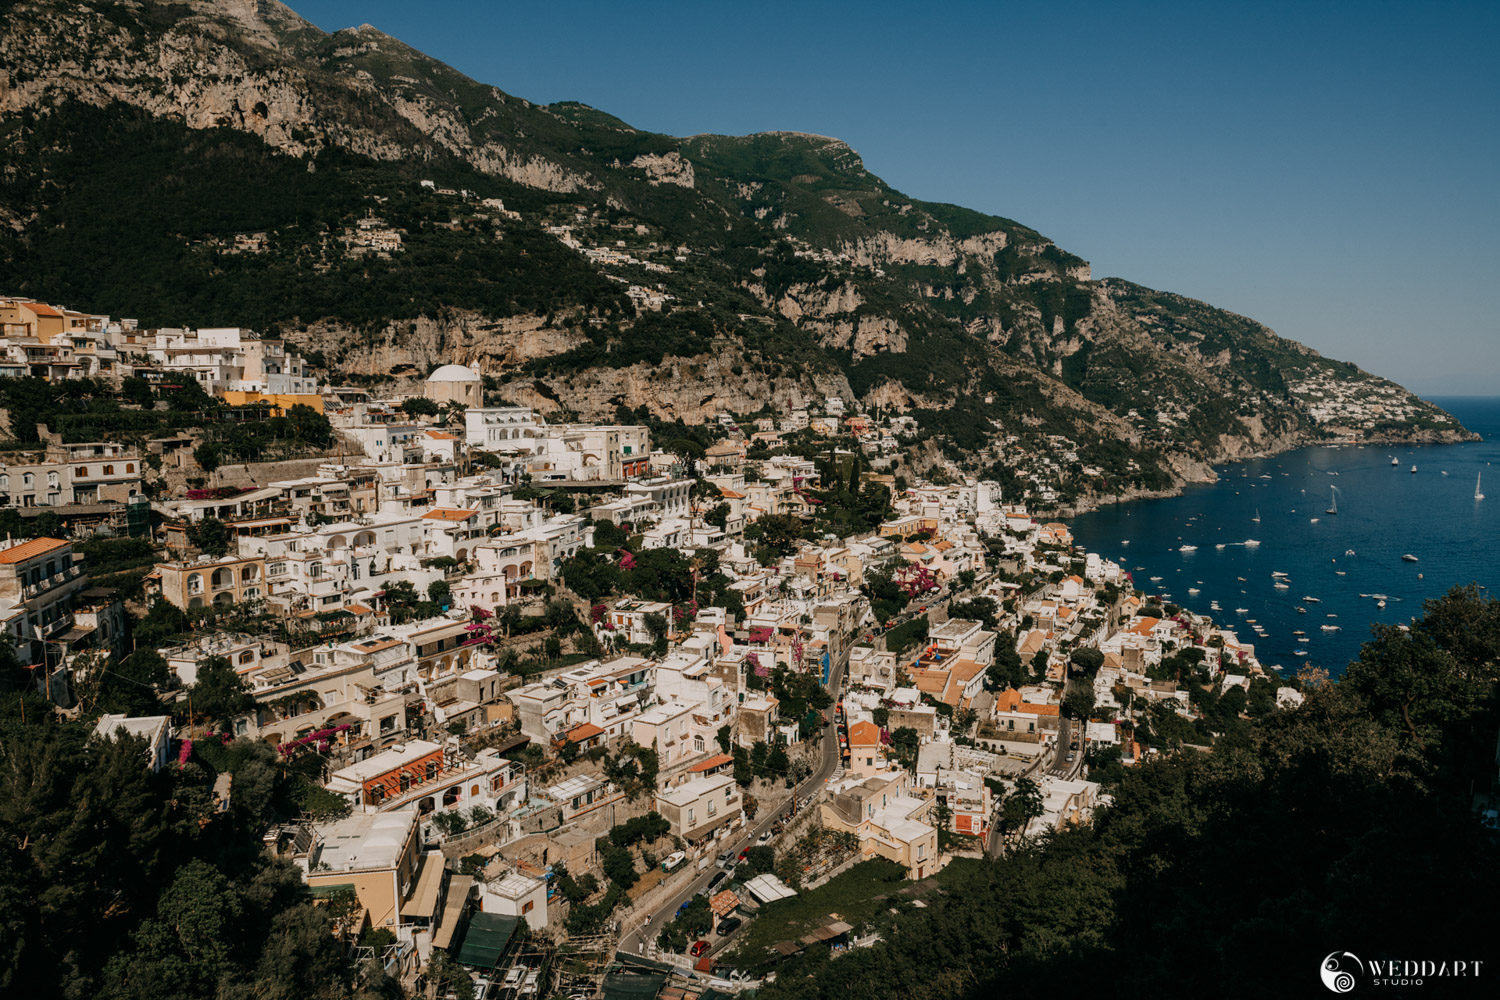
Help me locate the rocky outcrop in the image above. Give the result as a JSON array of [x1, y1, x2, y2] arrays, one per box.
[[624, 151, 695, 188]]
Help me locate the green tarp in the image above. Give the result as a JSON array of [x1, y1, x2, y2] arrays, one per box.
[[455, 911, 520, 970]]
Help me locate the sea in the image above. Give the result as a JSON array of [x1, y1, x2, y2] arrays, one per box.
[[1067, 396, 1500, 678]]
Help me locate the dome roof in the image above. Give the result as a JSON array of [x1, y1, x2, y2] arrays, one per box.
[[426, 364, 481, 383]]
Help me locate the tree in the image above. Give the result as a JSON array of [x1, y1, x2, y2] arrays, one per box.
[[193, 443, 222, 475], [190, 655, 254, 726], [428, 579, 452, 607], [1002, 776, 1044, 836], [1070, 647, 1105, 675], [888, 726, 920, 767], [399, 396, 439, 417], [601, 845, 638, 889], [188, 516, 230, 557], [744, 845, 776, 875], [1063, 679, 1096, 720]]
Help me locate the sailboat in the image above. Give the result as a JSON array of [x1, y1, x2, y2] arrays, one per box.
[[1325, 486, 1338, 515], [1477, 473, 1485, 501], [1252, 508, 1261, 523], [1410, 465, 1417, 474], [1390, 456, 1399, 466]]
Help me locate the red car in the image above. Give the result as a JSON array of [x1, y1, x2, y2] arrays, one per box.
[[691, 941, 710, 957], [738, 848, 751, 861]]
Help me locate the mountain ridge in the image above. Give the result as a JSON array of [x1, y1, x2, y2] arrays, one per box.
[[0, 0, 1474, 506]]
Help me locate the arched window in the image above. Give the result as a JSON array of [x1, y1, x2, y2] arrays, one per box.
[[103, 465, 114, 475], [22, 473, 33, 487], [126, 463, 134, 473]]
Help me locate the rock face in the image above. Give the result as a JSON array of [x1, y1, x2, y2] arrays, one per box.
[[0, 0, 1475, 498]]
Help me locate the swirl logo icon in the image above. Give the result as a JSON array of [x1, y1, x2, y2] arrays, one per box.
[[1321, 952, 1363, 993]]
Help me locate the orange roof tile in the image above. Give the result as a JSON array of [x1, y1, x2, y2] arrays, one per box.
[[421, 507, 475, 521], [28, 303, 62, 317], [0, 537, 68, 564], [562, 722, 604, 743], [424, 430, 460, 441], [345, 603, 374, 615], [719, 489, 746, 499], [1018, 702, 1060, 716], [689, 753, 734, 772], [847, 720, 882, 746]]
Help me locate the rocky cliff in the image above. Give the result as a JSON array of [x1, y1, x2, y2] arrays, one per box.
[[0, 0, 1474, 499]]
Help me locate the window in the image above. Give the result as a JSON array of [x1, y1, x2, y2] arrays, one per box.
[[521, 900, 534, 914], [238, 651, 254, 665], [103, 465, 114, 475], [22, 473, 32, 487], [687, 807, 695, 825], [126, 464, 134, 473], [46, 472, 58, 488]]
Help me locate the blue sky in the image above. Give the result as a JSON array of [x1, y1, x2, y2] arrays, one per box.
[[292, 1, 1498, 395]]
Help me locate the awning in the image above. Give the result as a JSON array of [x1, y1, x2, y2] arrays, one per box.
[[455, 911, 519, 970], [401, 853, 444, 921], [431, 874, 473, 951]]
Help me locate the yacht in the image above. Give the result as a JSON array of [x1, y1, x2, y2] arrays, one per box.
[[1297, 607, 1307, 614], [1294, 649, 1309, 656], [1402, 554, 1419, 563], [1235, 607, 1249, 614], [1188, 587, 1201, 595], [1149, 575, 1163, 582], [1293, 630, 1306, 636], [1244, 539, 1261, 548], [1215, 543, 1226, 550], [1274, 581, 1291, 590], [1297, 637, 1311, 643], [1179, 545, 1198, 552], [1322, 625, 1341, 632], [1304, 597, 1321, 603], [1377, 600, 1387, 609], [1335, 570, 1346, 576], [1271, 571, 1290, 577]]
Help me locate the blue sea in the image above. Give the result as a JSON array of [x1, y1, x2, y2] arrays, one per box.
[[1067, 397, 1500, 677]]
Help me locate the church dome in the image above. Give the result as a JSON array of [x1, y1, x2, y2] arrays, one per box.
[[426, 364, 481, 383]]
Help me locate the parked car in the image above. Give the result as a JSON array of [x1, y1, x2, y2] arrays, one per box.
[[716, 849, 735, 868], [716, 916, 742, 936], [757, 831, 772, 845], [708, 871, 728, 892], [503, 968, 523, 989], [1067, 752, 1077, 762], [738, 848, 750, 861], [523, 970, 540, 995], [691, 940, 711, 957]]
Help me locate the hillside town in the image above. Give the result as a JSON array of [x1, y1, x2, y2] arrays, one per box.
[[1, 295, 1314, 1000]]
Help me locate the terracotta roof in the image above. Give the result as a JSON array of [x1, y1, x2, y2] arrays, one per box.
[[424, 430, 460, 441], [562, 722, 604, 743], [1018, 701, 1060, 717], [28, 303, 62, 317], [719, 489, 746, 499], [421, 507, 475, 521], [689, 753, 734, 772], [0, 537, 69, 564], [345, 603, 374, 615], [847, 720, 882, 746]]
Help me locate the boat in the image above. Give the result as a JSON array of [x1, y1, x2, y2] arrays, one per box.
[[1345, 549, 1356, 557], [1377, 600, 1386, 609], [1274, 582, 1290, 590], [1293, 629, 1306, 636], [1322, 625, 1342, 631], [1297, 637, 1310, 643], [1122, 539, 1131, 545], [1236, 607, 1249, 613], [1272, 571, 1289, 577], [1402, 554, 1419, 563], [1215, 543, 1226, 550], [1297, 607, 1307, 614], [1244, 539, 1261, 548], [1391, 456, 1399, 466], [1188, 587, 1201, 595], [1326, 486, 1338, 515], [1294, 650, 1309, 656], [1237, 576, 1247, 581], [1477, 473, 1485, 501], [1310, 517, 1319, 523], [1149, 575, 1163, 582], [1304, 597, 1321, 603], [1252, 508, 1261, 523], [1179, 545, 1197, 552], [1410, 465, 1417, 474], [1335, 570, 1346, 576]]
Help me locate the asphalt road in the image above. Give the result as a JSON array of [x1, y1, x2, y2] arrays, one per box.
[[619, 643, 850, 956]]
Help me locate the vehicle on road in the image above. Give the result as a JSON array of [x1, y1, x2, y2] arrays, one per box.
[[757, 831, 772, 845], [676, 901, 692, 917], [717, 917, 742, 936], [708, 871, 728, 892], [716, 850, 735, 868], [1067, 752, 1076, 762], [691, 941, 710, 957]]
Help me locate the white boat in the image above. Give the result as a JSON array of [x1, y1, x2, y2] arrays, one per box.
[[1477, 473, 1485, 501], [1294, 650, 1309, 656], [1310, 517, 1319, 523], [1391, 456, 1399, 466], [1274, 582, 1290, 590], [1272, 571, 1289, 577], [1252, 508, 1261, 522], [1345, 549, 1356, 556], [1410, 465, 1417, 474], [1297, 607, 1307, 614], [1216, 543, 1226, 550], [1322, 625, 1341, 631], [1179, 545, 1197, 552], [1326, 486, 1338, 515], [1293, 629, 1306, 635], [1377, 600, 1386, 608], [1188, 588, 1201, 595], [1235, 607, 1249, 614], [1149, 576, 1163, 582], [1335, 570, 1346, 575], [1122, 539, 1131, 545], [1402, 554, 1419, 563], [1304, 597, 1321, 603], [1244, 539, 1261, 547], [1297, 637, 1310, 643]]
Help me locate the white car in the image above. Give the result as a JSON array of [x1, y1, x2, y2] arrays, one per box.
[[757, 831, 772, 845]]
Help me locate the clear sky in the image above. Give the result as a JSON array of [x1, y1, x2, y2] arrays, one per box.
[[292, 0, 1498, 395]]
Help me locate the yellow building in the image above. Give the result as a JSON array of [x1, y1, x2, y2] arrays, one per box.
[[220, 390, 325, 414]]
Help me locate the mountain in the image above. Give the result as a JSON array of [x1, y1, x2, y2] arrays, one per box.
[[0, 0, 1473, 502]]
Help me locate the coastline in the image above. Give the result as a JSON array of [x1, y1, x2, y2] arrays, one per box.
[[1060, 425, 1481, 518]]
